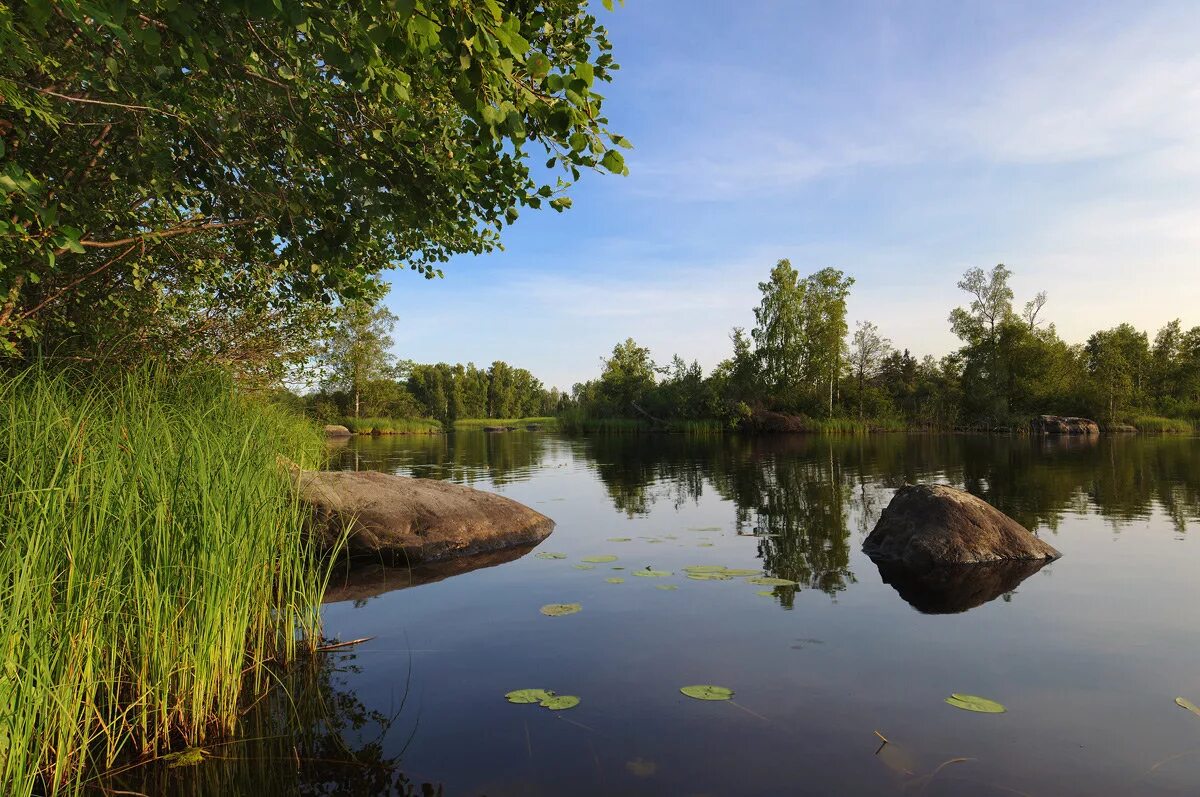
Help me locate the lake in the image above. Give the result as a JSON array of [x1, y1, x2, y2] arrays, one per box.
[[146, 431, 1200, 795]]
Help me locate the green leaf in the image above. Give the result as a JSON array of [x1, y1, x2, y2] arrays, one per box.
[[605, 577, 624, 584], [680, 685, 734, 701], [945, 694, 1007, 714], [527, 53, 551, 79], [505, 688, 552, 704], [575, 62, 594, 86], [535, 552, 567, 560], [721, 569, 760, 577], [600, 150, 625, 173], [746, 577, 797, 586], [655, 584, 678, 591], [687, 572, 731, 581], [540, 694, 580, 710], [572, 564, 595, 570], [581, 555, 616, 563], [164, 747, 208, 768], [606, 537, 632, 542], [1176, 697, 1200, 717], [602, 0, 614, 9], [539, 603, 581, 617], [632, 569, 672, 578]]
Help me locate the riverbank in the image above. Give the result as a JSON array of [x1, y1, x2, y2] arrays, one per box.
[[452, 416, 557, 430], [0, 367, 331, 794], [336, 416, 443, 435]]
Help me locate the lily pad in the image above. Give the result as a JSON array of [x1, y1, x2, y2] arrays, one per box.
[[540, 694, 581, 711], [606, 577, 625, 584], [656, 584, 679, 591], [582, 555, 617, 563], [1176, 697, 1200, 717], [505, 688, 553, 704], [572, 564, 595, 571], [680, 685, 734, 701], [944, 694, 1007, 713], [535, 552, 567, 560], [684, 565, 726, 573], [607, 537, 632, 542], [540, 603, 581, 617], [633, 569, 673, 578], [755, 590, 774, 596], [696, 543, 715, 547], [747, 577, 797, 586], [687, 572, 732, 581], [164, 747, 208, 768], [689, 526, 722, 532], [722, 568, 760, 577]]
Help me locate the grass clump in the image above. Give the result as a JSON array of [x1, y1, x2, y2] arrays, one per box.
[[452, 416, 557, 430], [339, 416, 442, 435], [0, 366, 331, 795], [1128, 415, 1194, 435]]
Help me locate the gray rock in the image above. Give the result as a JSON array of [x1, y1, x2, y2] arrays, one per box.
[[863, 484, 1060, 567], [1030, 415, 1099, 435], [323, 424, 352, 437], [291, 468, 555, 563]]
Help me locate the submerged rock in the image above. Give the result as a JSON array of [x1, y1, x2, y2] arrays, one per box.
[[863, 484, 1061, 567], [291, 468, 555, 563], [873, 558, 1051, 614], [1030, 415, 1099, 435]]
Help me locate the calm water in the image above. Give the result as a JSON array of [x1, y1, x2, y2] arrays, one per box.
[[151, 432, 1200, 795]]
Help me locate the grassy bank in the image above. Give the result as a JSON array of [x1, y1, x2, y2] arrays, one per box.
[[1126, 415, 1195, 435], [557, 416, 728, 435], [338, 416, 443, 435], [452, 416, 557, 430], [0, 367, 331, 794]]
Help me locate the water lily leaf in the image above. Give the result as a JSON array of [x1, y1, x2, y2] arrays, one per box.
[[535, 552, 567, 560], [540, 603, 581, 617], [646, 539, 663, 543], [689, 526, 722, 531], [1176, 697, 1200, 717], [681, 684, 734, 701], [633, 569, 672, 577], [755, 590, 774, 596], [582, 555, 617, 563], [606, 577, 624, 584], [945, 694, 1006, 713], [572, 564, 595, 570], [656, 584, 678, 591], [747, 577, 797, 586], [506, 688, 553, 704], [687, 572, 732, 581], [607, 537, 632, 542], [684, 565, 726, 573], [722, 568, 760, 577], [540, 694, 580, 710], [697, 543, 714, 547], [612, 566, 625, 570], [164, 747, 208, 768]]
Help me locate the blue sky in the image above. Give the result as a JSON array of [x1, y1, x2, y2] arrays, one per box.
[[381, 0, 1200, 391]]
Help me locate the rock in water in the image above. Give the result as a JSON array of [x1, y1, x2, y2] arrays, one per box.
[[293, 469, 555, 563], [323, 424, 352, 437], [863, 484, 1060, 566], [1030, 415, 1099, 435]]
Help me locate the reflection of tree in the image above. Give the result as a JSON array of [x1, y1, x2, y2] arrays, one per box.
[[102, 651, 437, 796], [329, 430, 550, 486]]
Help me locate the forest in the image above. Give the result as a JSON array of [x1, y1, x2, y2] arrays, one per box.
[[564, 262, 1200, 433]]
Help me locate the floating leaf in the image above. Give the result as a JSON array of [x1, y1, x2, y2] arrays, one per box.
[[656, 584, 678, 591], [681, 685, 734, 701], [697, 543, 714, 547], [606, 577, 624, 584], [505, 688, 553, 704], [684, 565, 726, 573], [607, 537, 632, 542], [582, 555, 617, 563], [646, 539, 663, 543], [540, 603, 581, 617], [688, 526, 722, 532], [612, 566, 625, 570], [535, 552, 567, 560], [755, 590, 774, 597], [633, 569, 672, 578], [572, 564, 595, 570], [722, 568, 760, 577], [945, 694, 1006, 714], [747, 577, 797, 586], [1176, 697, 1200, 717], [540, 694, 580, 710], [164, 747, 207, 768], [688, 572, 732, 581]]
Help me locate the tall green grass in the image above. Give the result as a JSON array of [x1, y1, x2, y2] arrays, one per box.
[[1128, 415, 1195, 435], [338, 416, 442, 435], [452, 416, 557, 430], [0, 366, 330, 795]]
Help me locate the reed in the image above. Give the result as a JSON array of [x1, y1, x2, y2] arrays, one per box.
[[451, 416, 557, 430], [339, 416, 443, 435], [0, 366, 330, 795]]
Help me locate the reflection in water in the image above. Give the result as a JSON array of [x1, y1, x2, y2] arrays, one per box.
[[322, 544, 539, 605], [327, 429, 554, 485], [872, 558, 1052, 614], [102, 651, 437, 796]]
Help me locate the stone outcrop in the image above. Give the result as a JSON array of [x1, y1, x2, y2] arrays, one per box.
[[324, 424, 352, 437], [863, 484, 1061, 567], [1030, 415, 1099, 435], [291, 467, 555, 563], [873, 558, 1051, 614]]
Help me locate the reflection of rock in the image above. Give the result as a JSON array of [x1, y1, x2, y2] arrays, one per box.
[[863, 484, 1061, 566], [1030, 415, 1099, 435], [873, 558, 1051, 614], [292, 467, 555, 562], [323, 544, 538, 603]]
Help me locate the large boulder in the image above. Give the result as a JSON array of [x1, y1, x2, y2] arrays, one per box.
[[292, 468, 555, 563], [324, 424, 352, 437], [863, 484, 1060, 567], [1030, 415, 1099, 435]]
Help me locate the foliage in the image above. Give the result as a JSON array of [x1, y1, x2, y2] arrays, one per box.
[[0, 0, 628, 362], [0, 365, 329, 794], [318, 296, 397, 417]]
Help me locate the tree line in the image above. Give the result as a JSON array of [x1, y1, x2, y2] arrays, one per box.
[[567, 261, 1200, 430]]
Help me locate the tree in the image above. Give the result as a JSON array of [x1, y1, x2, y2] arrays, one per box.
[[752, 259, 807, 402], [950, 264, 1015, 343], [849, 321, 892, 419], [598, 338, 656, 413], [319, 299, 396, 418], [1, 1, 628, 359], [801, 267, 854, 415]]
